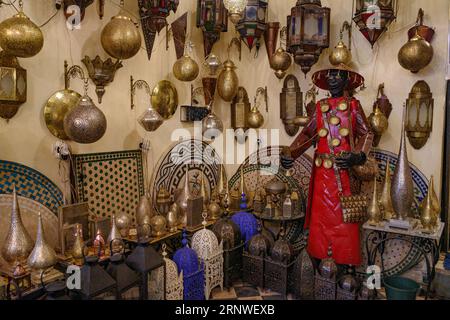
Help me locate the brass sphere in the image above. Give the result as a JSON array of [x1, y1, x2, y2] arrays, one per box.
[[0, 11, 44, 58], [150, 214, 167, 237], [247, 107, 264, 129], [101, 13, 142, 60], [270, 48, 292, 79], [329, 41, 352, 66], [369, 107, 389, 135], [63, 95, 107, 144], [217, 60, 239, 102], [173, 54, 200, 82], [398, 34, 433, 73], [207, 201, 222, 220]]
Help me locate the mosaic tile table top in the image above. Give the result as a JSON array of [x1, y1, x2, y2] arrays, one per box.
[[0, 160, 64, 215], [150, 139, 222, 207], [71, 150, 145, 222]]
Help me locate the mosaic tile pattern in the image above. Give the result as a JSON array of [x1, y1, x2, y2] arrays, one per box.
[[71, 150, 145, 222], [0, 160, 64, 215]]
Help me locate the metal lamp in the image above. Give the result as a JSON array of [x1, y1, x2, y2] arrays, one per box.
[[287, 0, 331, 76], [405, 80, 434, 149], [236, 0, 268, 53], [197, 0, 229, 57], [224, 0, 248, 24], [353, 0, 397, 48], [0, 52, 26, 120]]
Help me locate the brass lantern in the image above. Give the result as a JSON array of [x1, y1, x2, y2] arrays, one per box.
[[405, 81, 434, 149], [280, 75, 305, 136], [236, 0, 268, 53], [0, 52, 26, 120], [197, 0, 229, 57], [286, 0, 331, 76], [224, 0, 248, 24], [231, 87, 251, 133], [353, 0, 397, 48]]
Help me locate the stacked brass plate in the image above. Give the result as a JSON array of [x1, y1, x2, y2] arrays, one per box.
[[44, 61, 82, 140], [151, 80, 178, 119]]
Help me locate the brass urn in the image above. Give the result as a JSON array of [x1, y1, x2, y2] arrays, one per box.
[[0, 10, 43, 58], [217, 60, 239, 102], [398, 33, 433, 74], [173, 54, 200, 82], [101, 12, 142, 60], [27, 213, 57, 272], [247, 105, 264, 129], [270, 48, 292, 80], [368, 105, 389, 135]]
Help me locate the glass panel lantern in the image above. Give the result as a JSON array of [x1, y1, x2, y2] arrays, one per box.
[[405, 80, 434, 149], [0, 52, 27, 120], [197, 0, 229, 57], [352, 0, 397, 48], [287, 0, 330, 75], [236, 0, 268, 53]]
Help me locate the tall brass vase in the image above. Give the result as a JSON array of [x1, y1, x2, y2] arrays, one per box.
[[27, 213, 57, 271]]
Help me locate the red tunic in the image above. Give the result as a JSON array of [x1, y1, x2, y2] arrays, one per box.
[[290, 97, 373, 266]]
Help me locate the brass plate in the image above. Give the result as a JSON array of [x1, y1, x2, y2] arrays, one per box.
[[44, 89, 82, 140], [329, 116, 341, 126], [338, 102, 348, 111], [339, 127, 350, 137], [318, 128, 328, 138], [315, 158, 323, 167], [323, 159, 333, 169], [331, 138, 341, 147], [151, 80, 178, 119], [321, 103, 330, 113]]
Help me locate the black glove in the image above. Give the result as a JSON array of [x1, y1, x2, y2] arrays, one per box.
[[280, 148, 295, 170], [335, 152, 367, 170]]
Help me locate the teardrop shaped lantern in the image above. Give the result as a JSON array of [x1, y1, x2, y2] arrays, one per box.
[[27, 213, 58, 272], [352, 0, 397, 48]]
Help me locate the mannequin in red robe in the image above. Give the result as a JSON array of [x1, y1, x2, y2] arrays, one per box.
[[282, 67, 374, 266]]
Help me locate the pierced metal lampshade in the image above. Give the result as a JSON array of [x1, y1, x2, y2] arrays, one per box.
[[138, 106, 164, 132]]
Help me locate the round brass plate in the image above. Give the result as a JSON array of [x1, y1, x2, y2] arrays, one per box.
[[329, 116, 341, 126], [338, 102, 348, 111], [44, 89, 82, 140], [151, 80, 178, 119], [315, 158, 323, 167], [323, 159, 333, 169], [318, 128, 329, 138], [321, 104, 330, 113], [331, 138, 341, 147], [339, 127, 350, 137]]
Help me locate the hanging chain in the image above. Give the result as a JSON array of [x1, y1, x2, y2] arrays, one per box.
[[83, 78, 89, 96], [18, 0, 23, 10], [280, 26, 287, 50], [120, 0, 124, 7]]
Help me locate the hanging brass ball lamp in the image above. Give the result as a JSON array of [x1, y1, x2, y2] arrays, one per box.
[[247, 87, 267, 129], [270, 48, 292, 80], [173, 42, 199, 82], [0, 3, 44, 58], [100, 2, 142, 60], [329, 21, 352, 67], [368, 105, 389, 135]]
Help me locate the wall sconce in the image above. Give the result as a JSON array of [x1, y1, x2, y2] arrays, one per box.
[[369, 83, 392, 147], [287, 0, 331, 76], [353, 0, 397, 48], [280, 75, 305, 137], [138, 0, 179, 60], [236, 0, 268, 54], [405, 80, 434, 149], [0, 52, 26, 121], [247, 87, 267, 129], [231, 87, 251, 141], [197, 0, 229, 57], [130, 76, 164, 132], [82, 55, 122, 104], [269, 27, 292, 80]]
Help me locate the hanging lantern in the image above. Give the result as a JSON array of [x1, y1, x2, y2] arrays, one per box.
[[369, 83, 392, 147], [329, 21, 352, 67], [0, 1, 44, 58], [236, 0, 268, 53], [0, 52, 27, 120], [231, 87, 250, 138], [224, 0, 248, 24], [247, 87, 267, 129], [101, 1, 142, 60], [280, 75, 305, 136], [173, 42, 200, 82], [353, 0, 397, 48], [398, 9, 434, 74], [138, 0, 179, 60], [405, 81, 434, 150], [287, 0, 331, 76], [197, 0, 229, 57]]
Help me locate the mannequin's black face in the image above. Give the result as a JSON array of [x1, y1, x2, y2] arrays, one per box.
[[327, 71, 349, 98]]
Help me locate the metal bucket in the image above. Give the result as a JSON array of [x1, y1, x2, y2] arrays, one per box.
[[384, 276, 420, 300]]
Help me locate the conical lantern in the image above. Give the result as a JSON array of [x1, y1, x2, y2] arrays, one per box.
[[101, 6, 142, 60], [367, 178, 382, 225], [27, 213, 57, 272], [391, 107, 414, 221], [72, 224, 84, 266], [236, 0, 268, 52], [63, 89, 107, 144], [419, 180, 438, 232], [1, 185, 34, 274], [380, 160, 395, 220], [107, 214, 122, 244], [0, 7, 44, 58]]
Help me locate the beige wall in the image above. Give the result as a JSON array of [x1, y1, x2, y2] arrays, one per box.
[[0, 0, 448, 201]]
